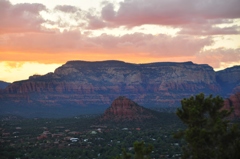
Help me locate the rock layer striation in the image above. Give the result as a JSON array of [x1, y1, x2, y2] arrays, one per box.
[[0, 60, 239, 117], [101, 96, 156, 121], [224, 92, 240, 118]]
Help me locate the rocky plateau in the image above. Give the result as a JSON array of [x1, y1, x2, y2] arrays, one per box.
[[0, 60, 239, 117]]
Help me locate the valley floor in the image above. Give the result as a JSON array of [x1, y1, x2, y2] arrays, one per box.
[[0, 113, 185, 159]]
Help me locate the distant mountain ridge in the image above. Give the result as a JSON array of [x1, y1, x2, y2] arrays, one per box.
[[0, 60, 239, 117], [0, 81, 10, 89], [216, 66, 240, 94]]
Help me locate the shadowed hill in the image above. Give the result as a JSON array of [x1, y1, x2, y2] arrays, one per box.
[[100, 96, 157, 122]]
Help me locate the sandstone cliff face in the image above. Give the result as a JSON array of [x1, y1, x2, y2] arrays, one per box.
[[4, 81, 97, 94], [216, 66, 240, 96], [0, 61, 221, 108], [0, 81, 10, 89], [224, 92, 240, 118], [1, 60, 239, 117], [101, 96, 155, 121], [53, 61, 218, 89], [233, 86, 240, 94], [219, 66, 240, 118], [216, 66, 240, 84]]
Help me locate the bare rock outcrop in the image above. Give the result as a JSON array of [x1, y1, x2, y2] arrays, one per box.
[[101, 96, 156, 121], [0, 60, 239, 117], [0, 61, 222, 108], [0, 80, 10, 89], [224, 92, 240, 118], [216, 66, 240, 96]]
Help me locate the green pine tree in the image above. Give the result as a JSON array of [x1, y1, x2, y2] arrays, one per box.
[[175, 93, 240, 159], [115, 141, 153, 159], [133, 141, 153, 159]]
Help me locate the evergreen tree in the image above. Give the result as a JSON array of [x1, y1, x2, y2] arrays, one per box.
[[115, 141, 153, 159], [175, 93, 240, 159], [133, 141, 153, 159]]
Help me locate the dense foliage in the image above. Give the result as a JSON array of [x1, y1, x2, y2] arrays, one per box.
[[0, 113, 184, 159], [1, 93, 240, 159], [115, 141, 153, 159], [175, 93, 240, 159]]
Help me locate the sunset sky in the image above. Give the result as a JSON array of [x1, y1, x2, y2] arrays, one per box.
[[0, 0, 240, 82]]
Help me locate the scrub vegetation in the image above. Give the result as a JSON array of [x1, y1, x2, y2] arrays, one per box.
[[1, 94, 239, 159]]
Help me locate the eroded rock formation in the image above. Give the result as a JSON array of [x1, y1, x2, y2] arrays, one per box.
[[101, 96, 156, 121], [224, 92, 240, 118], [0, 60, 239, 117]]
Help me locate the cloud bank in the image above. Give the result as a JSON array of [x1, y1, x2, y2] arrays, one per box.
[[0, 0, 240, 71]]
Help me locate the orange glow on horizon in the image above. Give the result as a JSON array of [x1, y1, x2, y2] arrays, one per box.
[[0, 51, 198, 82], [0, 50, 196, 64], [1, 0, 239, 82]]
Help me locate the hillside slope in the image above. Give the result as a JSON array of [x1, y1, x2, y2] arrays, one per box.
[[100, 96, 156, 122], [0, 80, 10, 89]]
